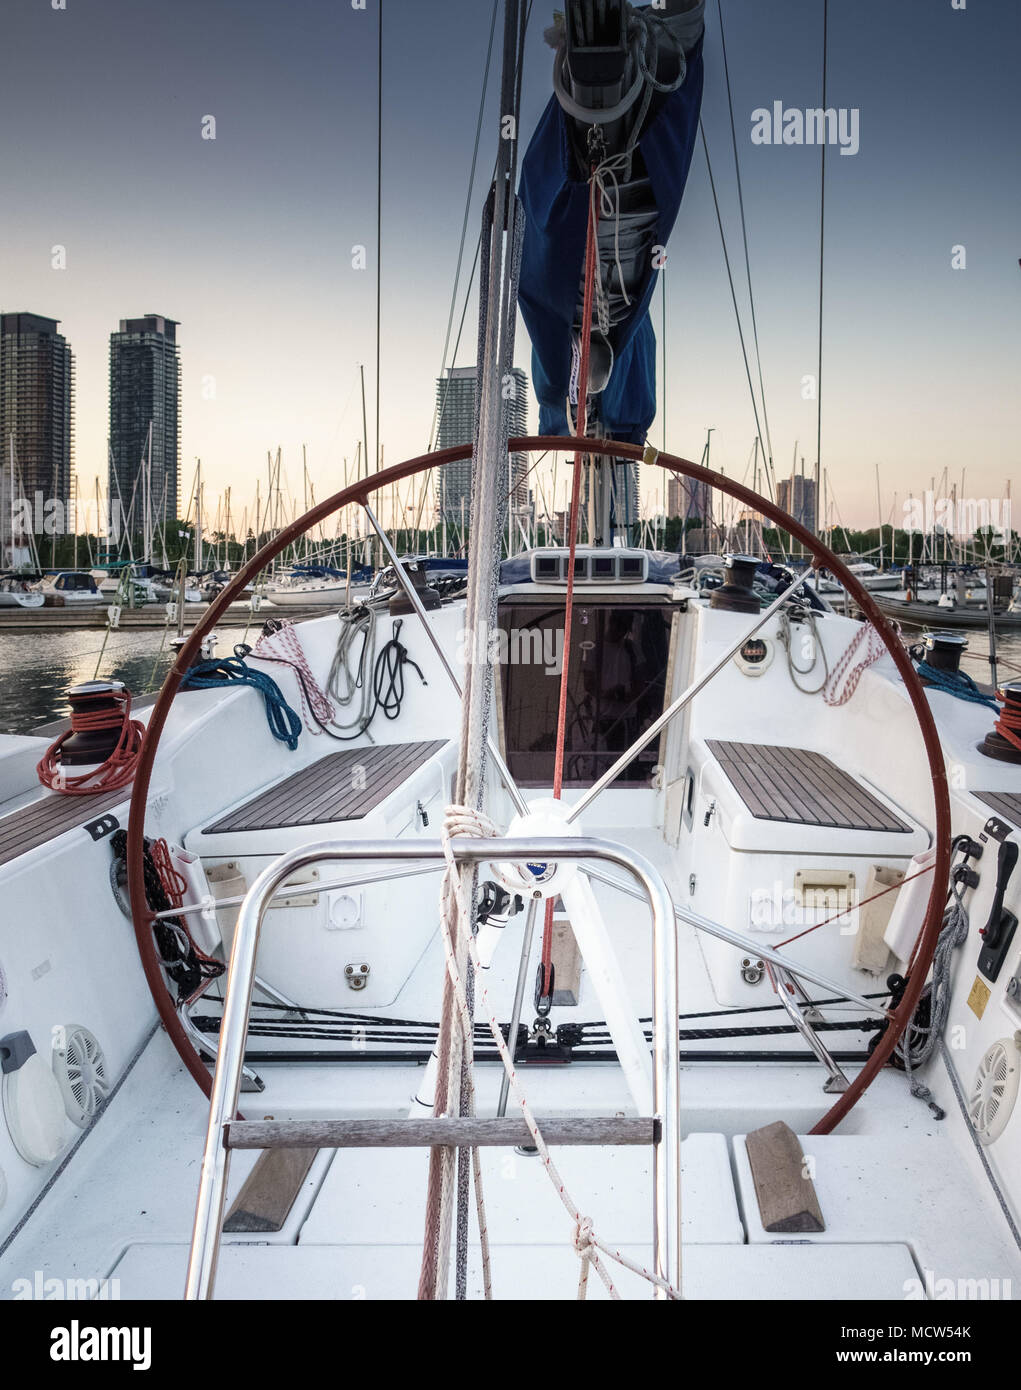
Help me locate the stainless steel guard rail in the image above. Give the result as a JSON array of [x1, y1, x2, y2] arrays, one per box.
[[184, 836, 681, 1301]]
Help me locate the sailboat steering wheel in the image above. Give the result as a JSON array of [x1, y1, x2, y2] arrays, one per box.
[[126, 435, 951, 1137]]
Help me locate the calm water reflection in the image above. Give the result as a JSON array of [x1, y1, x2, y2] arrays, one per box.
[[0, 625, 255, 733]]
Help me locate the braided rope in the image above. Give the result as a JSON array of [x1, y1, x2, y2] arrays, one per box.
[[180, 652, 303, 750], [995, 698, 1021, 752], [915, 659, 1000, 711], [822, 620, 886, 706], [438, 806, 681, 1300], [327, 607, 378, 730], [252, 622, 337, 730]]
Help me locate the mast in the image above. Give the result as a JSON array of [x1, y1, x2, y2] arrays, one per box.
[[194, 460, 203, 572], [143, 421, 153, 565], [360, 363, 375, 567], [875, 464, 883, 570], [815, 0, 828, 543]]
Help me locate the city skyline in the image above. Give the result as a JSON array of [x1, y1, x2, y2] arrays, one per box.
[[108, 313, 181, 532], [1, 0, 1018, 536], [0, 311, 74, 533], [435, 365, 529, 530]]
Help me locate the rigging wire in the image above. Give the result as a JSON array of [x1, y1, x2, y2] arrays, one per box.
[[698, 121, 773, 502], [715, 0, 776, 502], [815, 0, 828, 536], [375, 0, 383, 494], [428, 0, 502, 454]]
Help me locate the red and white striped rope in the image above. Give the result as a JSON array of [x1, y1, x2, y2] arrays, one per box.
[[252, 622, 336, 730], [823, 620, 887, 706]]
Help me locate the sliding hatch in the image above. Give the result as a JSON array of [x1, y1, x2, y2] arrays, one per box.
[[497, 598, 673, 789]]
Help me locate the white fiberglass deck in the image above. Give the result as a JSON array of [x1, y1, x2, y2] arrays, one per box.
[[3, 1023, 1012, 1301]]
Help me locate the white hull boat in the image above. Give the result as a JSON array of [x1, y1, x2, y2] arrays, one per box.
[[42, 572, 108, 605], [266, 580, 374, 609], [1, 0, 1018, 1330], [0, 578, 44, 609]]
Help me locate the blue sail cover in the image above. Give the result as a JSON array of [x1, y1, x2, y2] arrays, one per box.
[[517, 35, 704, 444]]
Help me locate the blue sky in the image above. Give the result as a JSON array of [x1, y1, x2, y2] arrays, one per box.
[[1, 0, 1018, 530]]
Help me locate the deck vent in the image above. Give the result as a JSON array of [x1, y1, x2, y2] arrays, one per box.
[[968, 1036, 1021, 1145], [528, 549, 649, 584], [52, 1025, 110, 1129]]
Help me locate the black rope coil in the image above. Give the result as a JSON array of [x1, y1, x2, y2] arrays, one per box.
[[110, 830, 224, 1003]]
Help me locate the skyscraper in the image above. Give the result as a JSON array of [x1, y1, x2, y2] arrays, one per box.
[[613, 458, 640, 530], [435, 365, 529, 527], [108, 314, 181, 530], [778, 475, 818, 535], [666, 471, 710, 522], [0, 312, 74, 533]]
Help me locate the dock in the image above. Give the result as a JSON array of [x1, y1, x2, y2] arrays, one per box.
[[0, 603, 340, 631]]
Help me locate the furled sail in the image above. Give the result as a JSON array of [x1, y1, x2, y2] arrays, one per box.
[[518, 0, 705, 445]]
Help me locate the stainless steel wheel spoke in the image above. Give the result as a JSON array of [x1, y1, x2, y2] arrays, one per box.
[[566, 567, 816, 825]]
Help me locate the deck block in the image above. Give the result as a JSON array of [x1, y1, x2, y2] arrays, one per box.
[[744, 1121, 825, 1234], [223, 1148, 318, 1233]]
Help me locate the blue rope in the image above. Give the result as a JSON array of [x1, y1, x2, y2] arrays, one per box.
[[181, 648, 303, 749], [915, 660, 999, 711]]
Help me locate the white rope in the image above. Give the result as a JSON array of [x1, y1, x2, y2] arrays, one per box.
[[777, 608, 829, 696], [438, 805, 682, 1300], [777, 609, 890, 706], [896, 875, 970, 1114], [592, 153, 632, 324], [327, 606, 379, 731]]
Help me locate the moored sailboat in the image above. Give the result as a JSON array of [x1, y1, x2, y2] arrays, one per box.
[[0, 1, 1019, 1313]]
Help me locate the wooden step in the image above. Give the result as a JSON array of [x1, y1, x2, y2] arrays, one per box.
[[223, 1148, 318, 1233], [202, 739, 446, 833], [224, 1115, 658, 1150]]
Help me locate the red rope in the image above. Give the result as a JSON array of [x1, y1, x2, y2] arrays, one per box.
[[149, 837, 188, 909], [36, 688, 144, 796], [540, 174, 601, 995], [994, 697, 1021, 754]]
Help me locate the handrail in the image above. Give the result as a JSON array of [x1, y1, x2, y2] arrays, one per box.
[[184, 835, 680, 1301]]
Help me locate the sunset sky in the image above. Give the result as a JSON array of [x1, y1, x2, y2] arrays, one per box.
[[2, 0, 1018, 533]]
